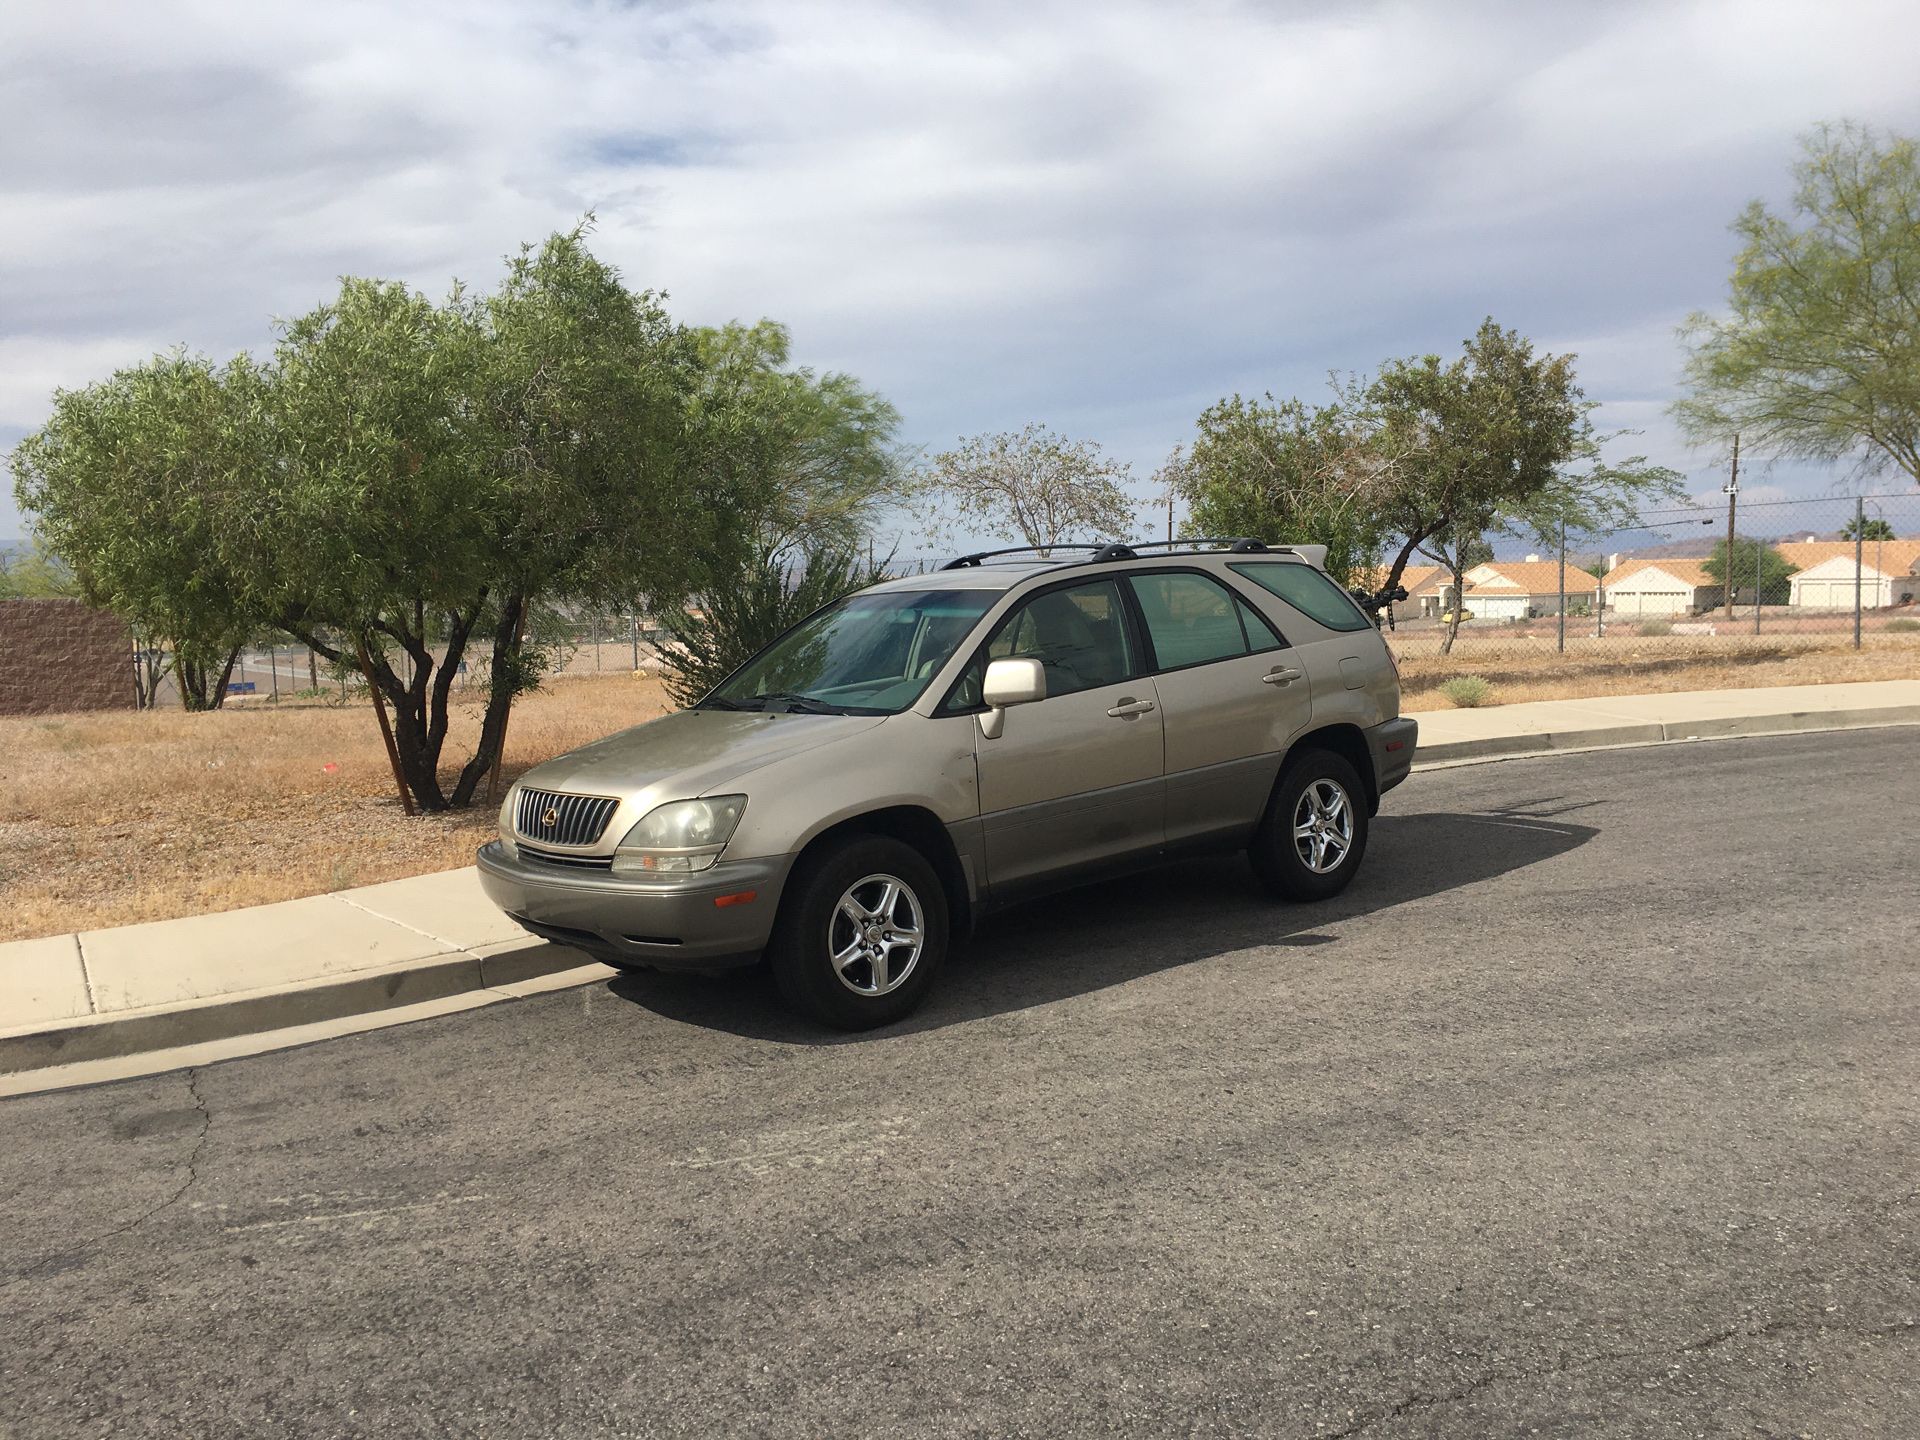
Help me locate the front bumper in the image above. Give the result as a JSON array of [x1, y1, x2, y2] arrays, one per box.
[[475, 841, 792, 971], [1368, 716, 1419, 798]]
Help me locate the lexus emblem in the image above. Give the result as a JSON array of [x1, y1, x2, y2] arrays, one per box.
[[540, 806, 559, 830]]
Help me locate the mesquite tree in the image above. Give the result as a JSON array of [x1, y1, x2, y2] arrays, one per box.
[[11, 352, 264, 710], [261, 229, 707, 811], [1676, 123, 1920, 487], [1364, 320, 1587, 608]]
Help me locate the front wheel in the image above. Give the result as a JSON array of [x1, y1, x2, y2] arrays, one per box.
[[1249, 749, 1370, 901], [770, 836, 948, 1030]]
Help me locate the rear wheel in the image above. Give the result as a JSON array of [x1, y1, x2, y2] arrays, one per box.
[[1249, 749, 1370, 901], [770, 835, 948, 1029]]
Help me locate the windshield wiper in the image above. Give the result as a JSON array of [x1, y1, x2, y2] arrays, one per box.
[[752, 692, 849, 715], [698, 696, 748, 711]]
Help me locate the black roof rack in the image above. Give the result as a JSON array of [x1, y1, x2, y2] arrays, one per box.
[[939, 537, 1280, 571]]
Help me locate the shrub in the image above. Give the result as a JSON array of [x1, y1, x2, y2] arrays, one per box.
[[1439, 676, 1494, 708], [1638, 619, 1672, 637], [1887, 617, 1920, 633]]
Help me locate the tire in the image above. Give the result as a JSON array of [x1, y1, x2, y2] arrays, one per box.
[[1249, 748, 1370, 902], [769, 835, 949, 1030]]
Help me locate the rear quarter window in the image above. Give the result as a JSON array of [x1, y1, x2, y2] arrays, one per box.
[[1230, 561, 1372, 633]]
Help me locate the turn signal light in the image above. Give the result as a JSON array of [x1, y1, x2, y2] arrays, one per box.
[[713, 891, 758, 908]]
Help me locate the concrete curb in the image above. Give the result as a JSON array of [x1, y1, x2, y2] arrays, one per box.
[[3, 681, 1915, 1089], [0, 941, 594, 1077], [1411, 703, 1920, 766]]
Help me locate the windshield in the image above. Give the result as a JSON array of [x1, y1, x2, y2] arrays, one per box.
[[703, 589, 998, 714]]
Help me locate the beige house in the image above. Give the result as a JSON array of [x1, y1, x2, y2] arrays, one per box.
[[1777, 540, 1920, 610], [1599, 558, 1722, 617], [1458, 559, 1600, 619]]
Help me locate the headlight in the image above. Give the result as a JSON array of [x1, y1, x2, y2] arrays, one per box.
[[497, 788, 518, 858], [611, 795, 747, 876]]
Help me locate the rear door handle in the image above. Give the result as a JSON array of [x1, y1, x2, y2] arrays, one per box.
[[1262, 667, 1304, 686], [1106, 697, 1156, 718]]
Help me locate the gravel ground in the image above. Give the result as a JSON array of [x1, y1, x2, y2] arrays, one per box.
[[2, 729, 1914, 1438]]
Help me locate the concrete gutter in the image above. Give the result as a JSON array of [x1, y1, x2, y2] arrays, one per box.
[[2, 679, 1916, 1090]]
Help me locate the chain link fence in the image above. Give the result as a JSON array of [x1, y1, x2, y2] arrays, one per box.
[[123, 490, 1920, 712], [1373, 492, 1920, 695]]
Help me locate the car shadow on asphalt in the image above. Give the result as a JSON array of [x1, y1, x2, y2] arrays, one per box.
[[602, 810, 1597, 1044]]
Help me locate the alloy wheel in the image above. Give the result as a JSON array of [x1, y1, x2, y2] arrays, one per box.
[[828, 873, 926, 996], [1292, 778, 1354, 874]]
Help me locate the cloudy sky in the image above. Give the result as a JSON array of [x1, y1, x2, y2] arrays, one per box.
[[4, 0, 1919, 551]]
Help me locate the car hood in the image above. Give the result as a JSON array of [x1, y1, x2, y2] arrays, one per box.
[[516, 708, 888, 802]]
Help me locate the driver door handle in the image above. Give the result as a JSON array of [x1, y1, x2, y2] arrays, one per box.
[[1262, 666, 1304, 686], [1106, 697, 1156, 718]]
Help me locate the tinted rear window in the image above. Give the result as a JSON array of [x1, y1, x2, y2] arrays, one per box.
[[1230, 562, 1371, 632]]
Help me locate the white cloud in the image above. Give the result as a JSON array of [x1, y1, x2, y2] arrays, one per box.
[[5, 0, 1920, 540]]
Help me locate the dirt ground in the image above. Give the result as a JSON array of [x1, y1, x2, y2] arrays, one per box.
[[0, 672, 673, 943], [1396, 633, 1920, 706], [3, 640, 1917, 942]]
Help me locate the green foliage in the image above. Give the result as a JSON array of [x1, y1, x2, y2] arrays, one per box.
[[688, 320, 901, 567], [1841, 514, 1897, 541], [916, 425, 1133, 554], [1164, 394, 1382, 586], [1703, 536, 1798, 603], [1439, 676, 1493, 708], [1676, 123, 1920, 485], [12, 221, 898, 807], [10, 351, 263, 708], [0, 536, 80, 599], [653, 541, 890, 708], [1638, 619, 1672, 637], [1365, 320, 1588, 593], [1885, 617, 1920, 632]]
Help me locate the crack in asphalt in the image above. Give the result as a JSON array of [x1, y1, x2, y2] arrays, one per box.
[[1315, 1314, 1918, 1438], [7, 1068, 212, 1284]]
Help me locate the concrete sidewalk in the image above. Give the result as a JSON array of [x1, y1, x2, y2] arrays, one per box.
[[4, 678, 1916, 1084], [1411, 678, 1920, 764]]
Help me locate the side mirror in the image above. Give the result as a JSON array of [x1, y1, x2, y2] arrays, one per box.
[[979, 657, 1046, 739]]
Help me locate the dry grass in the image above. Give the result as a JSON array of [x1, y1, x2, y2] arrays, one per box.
[[4, 635, 1918, 942], [0, 672, 673, 942], [1398, 634, 1920, 708]]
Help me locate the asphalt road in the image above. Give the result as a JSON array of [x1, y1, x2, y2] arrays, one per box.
[[3, 730, 1915, 1439]]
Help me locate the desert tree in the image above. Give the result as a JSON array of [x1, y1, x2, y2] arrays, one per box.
[[260, 228, 708, 811], [11, 351, 266, 709], [1675, 123, 1920, 486], [1362, 320, 1588, 649], [916, 424, 1133, 556], [1160, 392, 1385, 586], [652, 322, 904, 702], [1703, 536, 1799, 606]]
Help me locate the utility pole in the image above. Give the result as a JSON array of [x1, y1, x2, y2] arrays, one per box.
[[1723, 433, 1740, 620]]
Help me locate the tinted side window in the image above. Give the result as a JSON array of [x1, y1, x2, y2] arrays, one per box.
[[1230, 561, 1371, 632], [941, 579, 1136, 709], [1129, 572, 1251, 669], [1237, 598, 1284, 651]]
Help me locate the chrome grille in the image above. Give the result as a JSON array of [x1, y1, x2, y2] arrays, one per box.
[[514, 788, 620, 847], [515, 841, 615, 872]]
